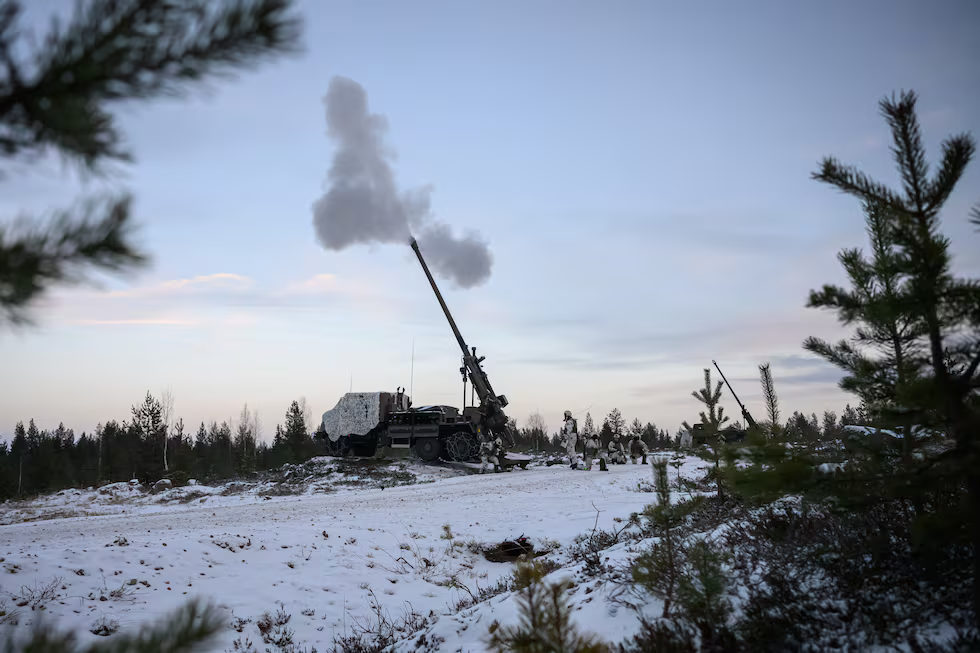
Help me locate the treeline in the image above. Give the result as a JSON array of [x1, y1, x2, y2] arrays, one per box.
[[1, 398, 683, 500], [0, 382, 877, 503], [0, 392, 327, 501]]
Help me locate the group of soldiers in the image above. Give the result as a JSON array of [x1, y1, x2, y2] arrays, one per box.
[[558, 410, 649, 471], [477, 409, 652, 473]]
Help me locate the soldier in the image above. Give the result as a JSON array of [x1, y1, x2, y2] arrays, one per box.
[[607, 433, 628, 464], [560, 410, 580, 469], [583, 430, 608, 471], [629, 433, 649, 464], [480, 432, 502, 474]]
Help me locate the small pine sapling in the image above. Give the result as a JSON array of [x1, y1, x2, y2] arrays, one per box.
[[682, 368, 732, 499], [631, 458, 685, 618], [0, 597, 223, 652], [758, 362, 781, 440], [675, 539, 736, 649], [485, 561, 610, 653]]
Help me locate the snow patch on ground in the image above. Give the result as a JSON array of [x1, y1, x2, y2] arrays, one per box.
[[0, 454, 710, 652], [0, 457, 469, 527]]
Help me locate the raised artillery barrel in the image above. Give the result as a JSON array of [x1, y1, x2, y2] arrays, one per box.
[[408, 237, 511, 442]]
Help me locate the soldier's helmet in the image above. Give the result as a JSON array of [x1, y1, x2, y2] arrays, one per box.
[[564, 410, 572, 419], [613, 433, 621, 439]]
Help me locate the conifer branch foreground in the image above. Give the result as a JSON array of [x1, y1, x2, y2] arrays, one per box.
[[0, 194, 142, 325], [0, 597, 223, 652], [0, 0, 303, 327]]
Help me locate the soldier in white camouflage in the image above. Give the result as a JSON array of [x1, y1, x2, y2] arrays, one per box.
[[629, 433, 649, 464], [582, 431, 608, 471], [480, 432, 502, 473], [560, 410, 580, 469], [607, 433, 628, 464]]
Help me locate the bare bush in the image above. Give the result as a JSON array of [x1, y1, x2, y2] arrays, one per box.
[[90, 614, 120, 636], [10, 576, 62, 610], [333, 588, 438, 652]]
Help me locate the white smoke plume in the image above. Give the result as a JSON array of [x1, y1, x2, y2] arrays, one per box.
[[312, 76, 493, 288]]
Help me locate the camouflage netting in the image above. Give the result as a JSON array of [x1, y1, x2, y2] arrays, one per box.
[[321, 392, 384, 441]]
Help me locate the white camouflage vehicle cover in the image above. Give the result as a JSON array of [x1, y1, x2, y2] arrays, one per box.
[[321, 391, 409, 442]]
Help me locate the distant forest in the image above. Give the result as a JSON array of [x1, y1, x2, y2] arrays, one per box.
[[0, 389, 864, 502], [0, 392, 320, 501]]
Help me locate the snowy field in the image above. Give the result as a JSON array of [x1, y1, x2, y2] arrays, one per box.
[[0, 454, 710, 652]]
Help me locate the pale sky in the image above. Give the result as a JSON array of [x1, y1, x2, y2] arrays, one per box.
[[2, 0, 979, 442]]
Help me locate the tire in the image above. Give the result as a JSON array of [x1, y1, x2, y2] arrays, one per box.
[[415, 438, 442, 462], [445, 430, 479, 462]]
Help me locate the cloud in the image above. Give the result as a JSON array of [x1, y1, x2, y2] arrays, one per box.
[[510, 307, 850, 374], [71, 318, 198, 326], [508, 355, 655, 372], [106, 273, 252, 298], [722, 357, 846, 389], [42, 270, 405, 327], [766, 353, 831, 370], [282, 273, 380, 299]]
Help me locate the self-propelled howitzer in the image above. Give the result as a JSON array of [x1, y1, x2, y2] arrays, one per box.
[[317, 240, 528, 469], [409, 238, 513, 446]]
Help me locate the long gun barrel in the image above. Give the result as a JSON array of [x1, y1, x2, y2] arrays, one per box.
[[409, 238, 510, 435], [712, 359, 757, 429]]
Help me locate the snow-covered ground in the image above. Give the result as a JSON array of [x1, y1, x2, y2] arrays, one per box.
[[0, 454, 710, 652], [0, 457, 468, 527]]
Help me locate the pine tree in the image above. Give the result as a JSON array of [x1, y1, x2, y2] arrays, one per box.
[[728, 89, 980, 629], [682, 368, 731, 498], [806, 89, 980, 627], [804, 200, 929, 455], [582, 412, 595, 437], [0, 0, 302, 327], [605, 408, 625, 437], [629, 418, 644, 440], [840, 404, 860, 426], [284, 400, 308, 463], [641, 422, 660, 448], [821, 411, 840, 441], [10, 420, 25, 496], [758, 362, 780, 438], [131, 391, 165, 480], [682, 368, 730, 439], [631, 457, 684, 618], [213, 421, 233, 478]]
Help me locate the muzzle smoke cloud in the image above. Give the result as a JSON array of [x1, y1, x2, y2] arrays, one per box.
[[312, 76, 493, 288]]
